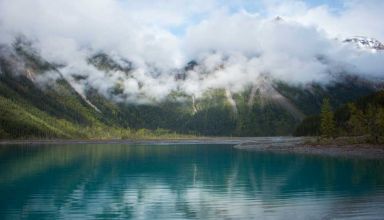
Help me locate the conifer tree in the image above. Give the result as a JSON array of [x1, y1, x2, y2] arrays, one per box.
[[320, 98, 336, 138], [347, 103, 365, 136], [377, 108, 384, 141], [365, 104, 381, 143]]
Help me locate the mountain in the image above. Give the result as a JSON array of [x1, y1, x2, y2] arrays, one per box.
[[344, 36, 384, 51], [0, 38, 382, 139]]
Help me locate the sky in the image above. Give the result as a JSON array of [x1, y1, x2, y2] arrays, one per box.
[[0, 0, 383, 102], [166, 0, 345, 36]]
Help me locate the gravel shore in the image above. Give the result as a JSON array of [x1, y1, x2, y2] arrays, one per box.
[[234, 137, 384, 159]]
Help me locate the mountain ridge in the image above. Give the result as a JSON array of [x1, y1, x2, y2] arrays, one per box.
[[344, 36, 384, 51], [0, 37, 383, 138]]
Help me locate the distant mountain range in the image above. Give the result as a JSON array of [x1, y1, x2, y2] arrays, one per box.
[[0, 36, 383, 138]]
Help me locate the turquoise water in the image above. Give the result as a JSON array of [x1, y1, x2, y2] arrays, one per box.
[[0, 144, 383, 219]]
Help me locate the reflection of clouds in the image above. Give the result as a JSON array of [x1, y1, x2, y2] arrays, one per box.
[[17, 183, 384, 219], [193, 164, 197, 186], [53, 181, 384, 219], [1, 144, 384, 219]]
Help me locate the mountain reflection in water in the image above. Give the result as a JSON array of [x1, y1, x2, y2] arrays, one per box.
[[0, 144, 383, 219]]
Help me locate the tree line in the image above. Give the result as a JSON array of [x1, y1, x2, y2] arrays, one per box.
[[295, 91, 384, 144]]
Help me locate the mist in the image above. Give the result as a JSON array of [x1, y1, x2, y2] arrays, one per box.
[[0, 0, 383, 103]]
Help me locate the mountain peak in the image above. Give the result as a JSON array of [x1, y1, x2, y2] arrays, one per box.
[[273, 16, 284, 23], [344, 36, 384, 51]]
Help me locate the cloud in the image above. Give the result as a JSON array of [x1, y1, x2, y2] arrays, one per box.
[[0, 0, 383, 103], [270, 0, 384, 41], [0, 0, 184, 68]]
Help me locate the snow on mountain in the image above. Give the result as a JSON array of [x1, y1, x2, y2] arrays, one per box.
[[344, 36, 384, 51]]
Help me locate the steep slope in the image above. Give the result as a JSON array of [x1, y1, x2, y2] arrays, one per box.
[[0, 38, 382, 138], [0, 42, 122, 138]]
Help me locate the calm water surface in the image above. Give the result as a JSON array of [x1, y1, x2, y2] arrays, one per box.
[[0, 144, 383, 219]]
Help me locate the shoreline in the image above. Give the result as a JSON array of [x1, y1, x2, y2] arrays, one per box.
[[2, 137, 384, 159], [0, 137, 267, 146], [234, 138, 384, 159]]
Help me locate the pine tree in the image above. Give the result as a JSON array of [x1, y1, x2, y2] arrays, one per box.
[[365, 104, 381, 143], [320, 98, 336, 138], [377, 108, 384, 141], [347, 103, 365, 136]]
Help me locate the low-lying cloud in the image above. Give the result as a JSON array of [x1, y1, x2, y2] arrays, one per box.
[[0, 0, 384, 103]]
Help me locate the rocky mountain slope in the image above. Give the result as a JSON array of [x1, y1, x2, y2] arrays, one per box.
[[0, 37, 382, 138]]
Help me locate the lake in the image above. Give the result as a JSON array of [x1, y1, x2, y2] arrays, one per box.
[[0, 143, 383, 219]]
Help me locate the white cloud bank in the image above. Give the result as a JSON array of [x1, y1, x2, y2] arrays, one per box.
[[0, 0, 383, 102]]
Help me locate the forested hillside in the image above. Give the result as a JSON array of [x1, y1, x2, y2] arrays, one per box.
[[294, 91, 384, 143], [0, 40, 381, 139]]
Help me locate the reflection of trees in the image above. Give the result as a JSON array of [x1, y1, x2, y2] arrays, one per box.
[[0, 144, 383, 219]]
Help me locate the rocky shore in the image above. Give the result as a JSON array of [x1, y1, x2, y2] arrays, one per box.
[[234, 137, 384, 159]]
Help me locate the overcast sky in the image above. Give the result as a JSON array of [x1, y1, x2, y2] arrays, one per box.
[[0, 0, 383, 102]]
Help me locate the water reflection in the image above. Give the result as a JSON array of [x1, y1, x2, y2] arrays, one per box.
[[0, 144, 383, 219]]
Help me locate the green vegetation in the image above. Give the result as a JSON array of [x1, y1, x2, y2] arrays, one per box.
[[295, 91, 384, 144], [0, 93, 191, 140], [0, 40, 379, 139], [346, 103, 366, 136], [0, 66, 378, 139], [320, 98, 336, 138], [0, 64, 193, 139]]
